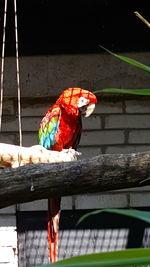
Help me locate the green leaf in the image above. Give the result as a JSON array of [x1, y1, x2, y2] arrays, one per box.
[[93, 88, 150, 95], [36, 248, 150, 267], [77, 209, 150, 225], [140, 177, 150, 184], [100, 45, 150, 73]]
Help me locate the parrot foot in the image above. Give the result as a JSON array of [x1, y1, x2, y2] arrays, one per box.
[[62, 148, 81, 160]]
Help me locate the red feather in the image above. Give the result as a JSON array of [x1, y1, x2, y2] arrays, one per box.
[[52, 107, 82, 151], [39, 88, 97, 262]]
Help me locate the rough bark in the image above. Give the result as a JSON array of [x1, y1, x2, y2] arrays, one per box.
[[0, 149, 150, 208]]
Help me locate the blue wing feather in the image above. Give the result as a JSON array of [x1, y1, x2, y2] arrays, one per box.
[[38, 106, 61, 149]]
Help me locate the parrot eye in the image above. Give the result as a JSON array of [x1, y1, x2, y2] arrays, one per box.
[[77, 97, 89, 108]]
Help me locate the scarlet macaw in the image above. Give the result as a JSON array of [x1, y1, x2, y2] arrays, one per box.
[[38, 88, 97, 262]]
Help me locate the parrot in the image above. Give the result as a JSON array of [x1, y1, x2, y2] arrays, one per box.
[[38, 87, 97, 262]]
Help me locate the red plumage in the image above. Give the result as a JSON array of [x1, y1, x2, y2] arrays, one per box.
[[52, 106, 82, 151], [38, 88, 97, 262]]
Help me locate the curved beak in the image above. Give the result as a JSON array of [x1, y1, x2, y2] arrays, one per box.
[[84, 103, 96, 117]]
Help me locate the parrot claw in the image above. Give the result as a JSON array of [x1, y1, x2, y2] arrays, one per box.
[[62, 148, 81, 160]]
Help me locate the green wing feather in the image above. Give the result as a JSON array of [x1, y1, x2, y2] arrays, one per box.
[[38, 106, 61, 149]]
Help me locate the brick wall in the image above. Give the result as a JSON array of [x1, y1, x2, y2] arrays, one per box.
[[2, 96, 150, 154], [0, 206, 18, 267], [3, 53, 150, 97]]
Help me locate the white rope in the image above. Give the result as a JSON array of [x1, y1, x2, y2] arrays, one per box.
[[14, 0, 22, 146], [0, 0, 8, 131]]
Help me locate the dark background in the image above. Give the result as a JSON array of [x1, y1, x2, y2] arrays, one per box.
[[0, 0, 150, 56]]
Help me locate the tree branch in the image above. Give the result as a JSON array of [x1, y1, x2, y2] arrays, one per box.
[[0, 147, 150, 208]]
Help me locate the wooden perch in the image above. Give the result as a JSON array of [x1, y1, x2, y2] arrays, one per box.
[[0, 142, 150, 208], [0, 143, 80, 167]]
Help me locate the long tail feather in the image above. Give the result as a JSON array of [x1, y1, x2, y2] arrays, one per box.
[[48, 197, 61, 262]]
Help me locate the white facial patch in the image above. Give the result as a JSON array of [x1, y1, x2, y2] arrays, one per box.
[[84, 103, 95, 117], [77, 97, 90, 108]]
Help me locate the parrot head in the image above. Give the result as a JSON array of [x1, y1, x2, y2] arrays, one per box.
[[56, 88, 97, 117]]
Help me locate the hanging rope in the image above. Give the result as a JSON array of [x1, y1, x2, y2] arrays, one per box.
[[0, 0, 22, 147], [0, 0, 8, 131], [14, 0, 22, 146]]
